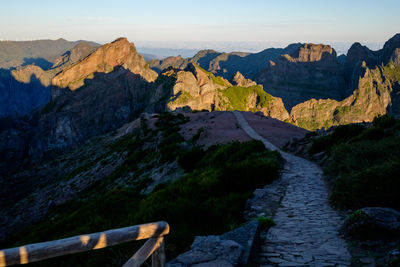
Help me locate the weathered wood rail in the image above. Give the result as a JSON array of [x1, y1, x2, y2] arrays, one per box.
[[0, 221, 169, 267]]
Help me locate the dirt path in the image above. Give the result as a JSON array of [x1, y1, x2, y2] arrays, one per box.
[[233, 111, 351, 267]]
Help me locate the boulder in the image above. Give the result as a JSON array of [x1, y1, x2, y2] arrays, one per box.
[[168, 236, 242, 267], [361, 207, 400, 231], [167, 221, 262, 266], [341, 207, 400, 239]]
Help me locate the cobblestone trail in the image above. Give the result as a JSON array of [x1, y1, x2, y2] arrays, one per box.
[[233, 111, 351, 267]]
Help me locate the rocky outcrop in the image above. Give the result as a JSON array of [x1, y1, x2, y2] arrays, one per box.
[[168, 221, 260, 267], [150, 63, 289, 120], [256, 43, 345, 110], [341, 207, 400, 239], [290, 61, 400, 130], [1, 38, 160, 156], [51, 42, 98, 69], [52, 37, 157, 90], [288, 34, 400, 131], [391, 48, 400, 65], [381, 33, 400, 64], [290, 44, 337, 63], [151, 63, 231, 112], [231, 71, 257, 87], [11, 65, 53, 87]]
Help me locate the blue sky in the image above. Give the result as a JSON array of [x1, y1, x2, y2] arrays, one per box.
[[1, 0, 399, 46]]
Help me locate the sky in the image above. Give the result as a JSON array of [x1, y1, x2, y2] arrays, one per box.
[[1, 0, 399, 52]]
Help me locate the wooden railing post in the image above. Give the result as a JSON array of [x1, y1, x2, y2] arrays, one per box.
[[0, 221, 169, 267], [152, 237, 165, 267], [123, 236, 165, 267]]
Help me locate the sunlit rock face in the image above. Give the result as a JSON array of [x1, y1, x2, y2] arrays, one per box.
[[149, 63, 289, 121], [52, 37, 157, 90], [26, 38, 158, 157], [255, 43, 345, 110], [289, 34, 400, 131]]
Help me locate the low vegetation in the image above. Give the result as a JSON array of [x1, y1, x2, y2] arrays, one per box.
[[309, 115, 400, 210], [219, 85, 274, 111], [3, 112, 282, 266]]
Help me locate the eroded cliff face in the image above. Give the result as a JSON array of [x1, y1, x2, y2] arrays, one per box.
[[232, 71, 257, 87], [52, 37, 157, 90], [149, 44, 301, 81], [30, 67, 153, 157], [291, 62, 400, 130], [289, 34, 400, 131], [25, 38, 160, 157], [150, 63, 289, 121], [256, 43, 345, 110]]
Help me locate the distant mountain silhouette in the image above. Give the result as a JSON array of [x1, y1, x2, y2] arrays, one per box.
[[0, 38, 99, 69], [0, 41, 99, 118], [149, 44, 302, 80]]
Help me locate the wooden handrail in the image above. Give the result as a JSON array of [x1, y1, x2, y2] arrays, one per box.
[[0, 221, 169, 267]]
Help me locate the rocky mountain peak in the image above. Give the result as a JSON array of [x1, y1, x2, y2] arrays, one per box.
[[52, 37, 157, 90], [382, 33, 400, 64], [345, 42, 378, 69], [232, 71, 256, 87], [288, 43, 337, 63]]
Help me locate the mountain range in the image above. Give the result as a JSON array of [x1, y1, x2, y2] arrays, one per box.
[[0, 34, 400, 265], [0, 34, 400, 176]]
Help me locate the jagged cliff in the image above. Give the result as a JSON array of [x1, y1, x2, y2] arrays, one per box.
[[149, 44, 301, 80], [29, 38, 158, 156], [150, 63, 289, 121], [255, 43, 345, 110], [290, 34, 400, 131], [52, 37, 157, 90]]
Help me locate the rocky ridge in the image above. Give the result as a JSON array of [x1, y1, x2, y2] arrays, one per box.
[[290, 34, 400, 130], [231, 71, 257, 87], [149, 44, 301, 80], [52, 37, 157, 90], [255, 43, 345, 110], [150, 63, 289, 121]]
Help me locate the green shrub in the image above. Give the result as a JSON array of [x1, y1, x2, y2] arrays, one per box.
[[313, 116, 400, 210], [373, 114, 396, 129], [4, 140, 282, 266], [308, 124, 365, 155], [219, 85, 273, 111], [331, 161, 400, 209], [178, 146, 205, 172]]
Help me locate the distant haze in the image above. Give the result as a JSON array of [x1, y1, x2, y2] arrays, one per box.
[[136, 41, 385, 58], [1, 0, 398, 54]]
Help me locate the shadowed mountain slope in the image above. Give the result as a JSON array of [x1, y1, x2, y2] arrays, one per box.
[[0, 38, 99, 69], [149, 44, 301, 80], [290, 34, 400, 130]]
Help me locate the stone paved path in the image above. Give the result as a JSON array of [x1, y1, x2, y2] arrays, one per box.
[[233, 111, 351, 267]]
